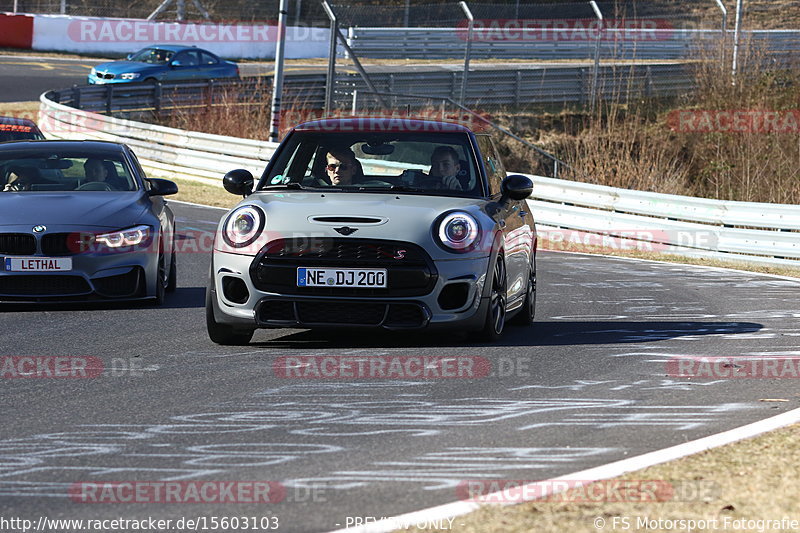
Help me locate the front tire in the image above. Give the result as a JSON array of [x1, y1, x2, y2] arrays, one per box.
[[510, 253, 536, 326], [476, 254, 507, 342], [166, 248, 177, 293], [152, 249, 166, 306], [205, 282, 255, 345]]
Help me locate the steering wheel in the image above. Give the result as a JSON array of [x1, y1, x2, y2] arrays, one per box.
[[76, 182, 112, 191]]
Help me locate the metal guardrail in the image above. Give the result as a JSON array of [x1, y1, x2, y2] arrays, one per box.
[[45, 75, 328, 117], [530, 175, 800, 267], [39, 94, 279, 183], [47, 63, 695, 116], [343, 63, 695, 107], [38, 93, 799, 268], [345, 28, 800, 63]]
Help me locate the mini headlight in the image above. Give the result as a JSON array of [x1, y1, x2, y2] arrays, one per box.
[[95, 225, 150, 248], [223, 205, 265, 248], [120, 73, 141, 80], [436, 211, 479, 252]]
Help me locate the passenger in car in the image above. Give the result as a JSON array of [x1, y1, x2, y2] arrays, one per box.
[[2, 166, 39, 191]]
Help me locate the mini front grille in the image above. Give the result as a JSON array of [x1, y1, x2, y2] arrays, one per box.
[[251, 238, 437, 297], [0, 233, 36, 255], [255, 298, 429, 329], [296, 301, 386, 325]]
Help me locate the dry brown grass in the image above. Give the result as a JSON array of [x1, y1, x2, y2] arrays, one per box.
[[394, 423, 800, 533]]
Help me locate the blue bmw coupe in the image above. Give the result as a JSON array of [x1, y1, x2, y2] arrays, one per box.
[[88, 44, 239, 85]]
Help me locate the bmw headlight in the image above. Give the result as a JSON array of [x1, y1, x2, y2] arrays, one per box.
[[435, 211, 479, 252], [90, 67, 97, 76], [223, 205, 265, 248], [95, 225, 151, 248], [119, 72, 141, 80]]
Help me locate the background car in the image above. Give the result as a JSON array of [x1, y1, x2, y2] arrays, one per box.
[[206, 118, 537, 345], [88, 45, 239, 85], [0, 140, 178, 304], [0, 117, 45, 142]]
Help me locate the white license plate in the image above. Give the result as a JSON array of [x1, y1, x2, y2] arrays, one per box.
[[4, 257, 73, 272], [297, 267, 387, 288]]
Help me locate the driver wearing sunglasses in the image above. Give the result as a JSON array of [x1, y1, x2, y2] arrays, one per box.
[[325, 149, 359, 186]]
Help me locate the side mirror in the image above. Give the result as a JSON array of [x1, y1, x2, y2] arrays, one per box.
[[223, 169, 254, 196], [170, 60, 182, 67], [147, 178, 178, 197], [501, 174, 533, 201], [125, 53, 133, 60]]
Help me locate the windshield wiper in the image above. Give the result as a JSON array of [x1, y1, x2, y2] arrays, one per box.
[[388, 185, 424, 192], [263, 182, 306, 190]]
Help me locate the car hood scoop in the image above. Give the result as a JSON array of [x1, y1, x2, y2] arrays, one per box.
[[308, 216, 387, 225]]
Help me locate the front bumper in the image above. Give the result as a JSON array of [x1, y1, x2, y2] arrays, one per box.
[[210, 246, 491, 331], [0, 230, 160, 302]]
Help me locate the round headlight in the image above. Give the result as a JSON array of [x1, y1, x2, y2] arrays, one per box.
[[223, 205, 265, 248], [437, 211, 479, 251]]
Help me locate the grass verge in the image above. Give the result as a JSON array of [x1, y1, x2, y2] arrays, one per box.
[[394, 423, 800, 533]]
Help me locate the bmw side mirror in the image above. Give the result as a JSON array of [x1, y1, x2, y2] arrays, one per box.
[[125, 53, 133, 60], [147, 178, 178, 196], [223, 169, 254, 197], [170, 60, 182, 68], [501, 174, 534, 201]]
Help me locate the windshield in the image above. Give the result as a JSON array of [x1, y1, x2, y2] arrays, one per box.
[[1, 153, 137, 192], [0, 123, 44, 142], [259, 131, 482, 197], [128, 47, 174, 64]]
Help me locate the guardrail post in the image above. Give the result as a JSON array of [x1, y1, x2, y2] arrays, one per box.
[[154, 82, 162, 117], [514, 71, 522, 107], [105, 85, 113, 115], [71, 85, 80, 108], [207, 79, 215, 112]]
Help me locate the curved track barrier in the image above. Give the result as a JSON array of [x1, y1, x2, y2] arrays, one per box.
[[40, 94, 799, 268]]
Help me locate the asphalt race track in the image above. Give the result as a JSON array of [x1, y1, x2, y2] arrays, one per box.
[[2, 201, 800, 532]]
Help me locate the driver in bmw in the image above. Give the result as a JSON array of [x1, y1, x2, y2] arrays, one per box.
[[83, 158, 126, 190]]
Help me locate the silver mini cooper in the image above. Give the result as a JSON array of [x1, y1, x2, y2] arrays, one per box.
[[206, 118, 536, 344]]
